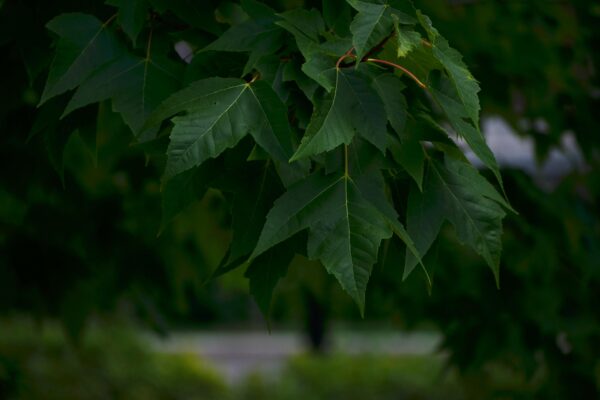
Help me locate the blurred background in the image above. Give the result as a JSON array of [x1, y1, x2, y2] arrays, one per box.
[[1, 0, 599, 399]]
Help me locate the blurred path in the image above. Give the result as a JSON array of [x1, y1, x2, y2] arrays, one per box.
[[149, 331, 441, 383]]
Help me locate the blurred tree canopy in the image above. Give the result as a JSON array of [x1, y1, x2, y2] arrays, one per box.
[[0, 0, 599, 398]]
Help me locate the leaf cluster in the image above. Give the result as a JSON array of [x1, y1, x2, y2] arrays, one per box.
[[37, 0, 513, 316]]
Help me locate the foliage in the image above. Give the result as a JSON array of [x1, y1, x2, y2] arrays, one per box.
[[15, 0, 510, 315], [2, 0, 599, 397], [238, 353, 461, 400], [0, 319, 227, 400], [351, 2, 600, 397], [378, 170, 600, 399], [0, 319, 464, 400]]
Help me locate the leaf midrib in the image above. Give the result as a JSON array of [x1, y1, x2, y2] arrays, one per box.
[[157, 82, 246, 124], [253, 174, 343, 259], [248, 86, 287, 160], [174, 85, 248, 166]]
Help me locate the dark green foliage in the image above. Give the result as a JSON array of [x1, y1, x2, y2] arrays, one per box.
[[1, 0, 599, 397], [0, 321, 227, 400], [6, 0, 511, 315]]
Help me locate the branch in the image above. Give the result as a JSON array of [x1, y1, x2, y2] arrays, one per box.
[[365, 58, 428, 89]]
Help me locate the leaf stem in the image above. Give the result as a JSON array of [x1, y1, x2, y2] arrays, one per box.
[[336, 47, 356, 69], [344, 145, 349, 177], [365, 58, 428, 89], [103, 13, 118, 27], [145, 29, 154, 61]]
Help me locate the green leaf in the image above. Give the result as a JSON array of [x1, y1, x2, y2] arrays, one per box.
[[323, 0, 351, 36], [252, 171, 393, 314], [277, 15, 349, 92], [354, 171, 424, 279], [164, 81, 250, 179], [241, 0, 276, 19], [389, 136, 424, 191], [404, 175, 445, 280], [106, 0, 147, 46], [282, 61, 320, 101], [146, 78, 296, 181], [347, 0, 417, 60], [160, 159, 221, 232], [148, 0, 222, 35], [305, 178, 393, 315], [255, 55, 289, 102], [349, 1, 393, 61], [415, 11, 504, 189], [277, 8, 325, 43], [62, 52, 183, 137], [251, 172, 340, 259], [145, 77, 243, 128], [277, 19, 342, 93], [291, 68, 387, 161], [204, 19, 282, 54], [203, 2, 284, 75], [417, 11, 480, 125], [229, 161, 283, 262], [430, 157, 508, 284], [429, 72, 502, 188], [395, 23, 421, 57], [377, 29, 440, 86], [40, 13, 124, 105], [184, 51, 248, 83], [245, 237, 299, 318], [372, 73, 407, 135], [247, 81, 295, 160]]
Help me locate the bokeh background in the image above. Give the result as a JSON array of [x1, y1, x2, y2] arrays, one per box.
[[1, 0, 599, 398]]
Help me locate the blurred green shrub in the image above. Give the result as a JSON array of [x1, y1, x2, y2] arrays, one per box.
[[237, 354, 461, 400], [0, 319, 227, 400]]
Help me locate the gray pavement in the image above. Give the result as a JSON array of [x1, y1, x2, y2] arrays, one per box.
[[149, 330, 441, 383]]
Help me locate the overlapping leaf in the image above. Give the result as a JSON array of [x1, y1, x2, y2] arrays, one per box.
[[145, 77, 296, 181], [395, 20, 421, 57], [417, 12, 480, 125], [372, 73, 407, 135], [252, 169, 422, 313], [36, 2, 513, 314], [414, 11, 504, 188], [347, 0, 416, 60], [203, 0, 284, 74], [429, 73, 503, 187], [228, 161, 283, 262], [62, 52, 182, 138], [147, 0, 222, 35], [405, 157, 511, 283], [106, 0, 147, 46], [160, 159, 222, 232], [245, 236, 301, 317], [40, 13, 124, 105], [291, 68, 387, 160], [323, 0, 351, 36], [404, 170, 445, 279], [277, 9, 347, 92]]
